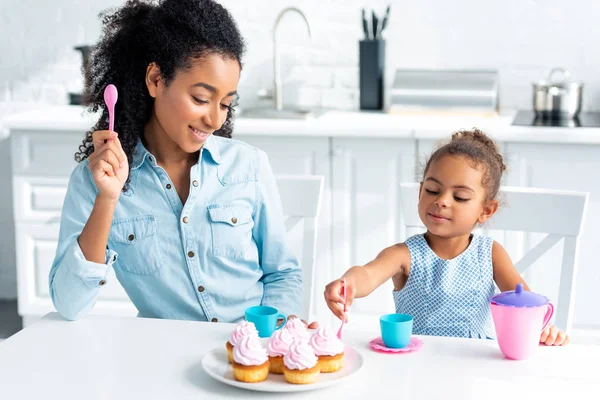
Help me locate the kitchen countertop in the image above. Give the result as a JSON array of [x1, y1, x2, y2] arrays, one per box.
[[4, 105, 600, 144]]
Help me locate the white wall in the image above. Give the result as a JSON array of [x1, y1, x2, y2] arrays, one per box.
[[2, 0, 599, 111], [1, 0, 599, 298]]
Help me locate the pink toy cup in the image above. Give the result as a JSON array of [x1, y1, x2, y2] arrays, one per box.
[[490, 283, 554, 360]]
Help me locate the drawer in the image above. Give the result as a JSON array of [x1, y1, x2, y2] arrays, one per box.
[[15, 222, 132, 304], [13, 177, 68, 222], [10, 130, 82, 176]]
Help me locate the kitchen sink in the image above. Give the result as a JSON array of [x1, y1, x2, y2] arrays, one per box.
[[238, 107, 328, 120]]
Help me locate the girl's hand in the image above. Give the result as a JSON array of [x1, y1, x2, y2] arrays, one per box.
[[324, 277, 355, 322], [540, 325, 570, 346], [88, 130, 129, 202]]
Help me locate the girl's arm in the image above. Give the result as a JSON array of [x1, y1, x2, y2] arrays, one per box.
[[491, 241, 529, 292], [492, 241, 569, 345], [324, 244, 410, 321]]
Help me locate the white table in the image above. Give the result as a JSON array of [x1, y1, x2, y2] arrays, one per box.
[[0, 313, 598, 399]]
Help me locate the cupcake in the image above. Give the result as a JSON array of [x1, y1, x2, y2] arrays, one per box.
[[266, 327, 294, 374], [282, 340, 320, 384], [309, 326, 345, 373], [232, 335, 270, 383], [284, 317, 310, 342], [226, 321, 259, 363]]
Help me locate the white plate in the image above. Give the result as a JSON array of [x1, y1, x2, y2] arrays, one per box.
[[201, 346, 364, 392]]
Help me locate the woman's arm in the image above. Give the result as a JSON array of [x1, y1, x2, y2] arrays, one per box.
[[252, 151, 303, 319], [49, 162, 119, 320]]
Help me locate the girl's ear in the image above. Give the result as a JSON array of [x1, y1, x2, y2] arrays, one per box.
[[478, 199, 499, 224], [145, 62, 163, 98]]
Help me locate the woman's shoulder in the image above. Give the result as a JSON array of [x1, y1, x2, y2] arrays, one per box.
[[210, 135, 270, 183], [211, 135, 264, 163]]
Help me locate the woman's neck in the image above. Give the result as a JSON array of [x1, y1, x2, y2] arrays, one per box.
[[143, 116, 199, 168], [423, 231, 473, 260]]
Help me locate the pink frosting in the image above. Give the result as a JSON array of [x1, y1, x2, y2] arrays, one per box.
[[232, 335, 268, 366], [283, 340, 317, 370], [228, 321, 258, 346], [284, 318, 309, 341], [309, 326, 344, 356], [266, 328, 294, 357]]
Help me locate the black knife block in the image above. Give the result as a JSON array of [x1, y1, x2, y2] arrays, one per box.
[[359, 40, 385, 110]]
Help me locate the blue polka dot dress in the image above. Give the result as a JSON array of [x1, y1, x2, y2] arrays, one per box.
[[393, 234, 496, 339]]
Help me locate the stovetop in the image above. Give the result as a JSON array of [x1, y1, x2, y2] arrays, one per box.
[[512, 110, 600, 128]]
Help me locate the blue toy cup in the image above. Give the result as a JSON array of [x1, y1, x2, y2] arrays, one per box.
[[245, 306, 287, 338], [380, 313, 413, 348]]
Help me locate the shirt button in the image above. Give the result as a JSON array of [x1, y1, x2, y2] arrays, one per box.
[[128, 234, 135, 241], [192, 180, 199, 187], [188, 251, 195, 258], [183, 216, 189, 224], [112, 255, 117, 262], [231, 217, 237, 224], [198, 285, 205, 293], [166, 183, 172, 189], [211, 318, 218, 322], [99, 280, 106, 286]]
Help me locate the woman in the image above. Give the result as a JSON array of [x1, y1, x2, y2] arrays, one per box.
[[50, 0, 312, 326]]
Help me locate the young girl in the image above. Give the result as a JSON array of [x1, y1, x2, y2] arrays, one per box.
[[50, 0, 315, 327], [324, 129, 568, 345]]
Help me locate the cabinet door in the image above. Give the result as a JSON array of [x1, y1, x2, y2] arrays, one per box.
[[331, 138, 416, 324], [235, 136, 332, 323], [505, 143, 600, 330], [15, 222, 136, 317]]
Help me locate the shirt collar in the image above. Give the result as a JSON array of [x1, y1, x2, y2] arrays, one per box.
[[130, 135, 221, 170]]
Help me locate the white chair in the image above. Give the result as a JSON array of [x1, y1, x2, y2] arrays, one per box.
[[399, 182, 589, 333], [276, 175, 324, 322]]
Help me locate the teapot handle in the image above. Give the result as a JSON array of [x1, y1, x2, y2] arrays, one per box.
[[541, 302, 555, 332]]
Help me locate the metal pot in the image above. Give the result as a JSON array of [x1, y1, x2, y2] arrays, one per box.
[[533, 67, 582, 119]]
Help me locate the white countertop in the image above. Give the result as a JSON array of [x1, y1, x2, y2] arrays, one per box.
[[0, 313, 597, 400], [4, 105, 600, 144]]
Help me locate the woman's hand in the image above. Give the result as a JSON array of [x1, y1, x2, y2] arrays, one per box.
[[285, 315, 318, 329], [88, 130, 129, 202], [324, 277, 355, 322], [540, 325, 570, 346]]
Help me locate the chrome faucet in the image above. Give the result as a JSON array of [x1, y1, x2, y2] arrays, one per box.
[[272, 7, 312, 111]]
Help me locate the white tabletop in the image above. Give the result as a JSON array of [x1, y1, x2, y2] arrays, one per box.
[[0, 313, 598, 400]]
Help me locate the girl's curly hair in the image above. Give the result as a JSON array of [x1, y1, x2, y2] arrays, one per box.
[[423, 128, 507, 201], [76, 0, 245, 189]]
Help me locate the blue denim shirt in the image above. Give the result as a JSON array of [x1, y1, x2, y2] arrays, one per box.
[[49, 135, 302, 322]]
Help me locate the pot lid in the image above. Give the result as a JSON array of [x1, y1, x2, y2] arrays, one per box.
[[535, 67, 581, 88], [490, 283, 550, 307]]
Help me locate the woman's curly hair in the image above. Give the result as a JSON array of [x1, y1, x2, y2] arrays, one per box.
[[76, 0, 245, 189]]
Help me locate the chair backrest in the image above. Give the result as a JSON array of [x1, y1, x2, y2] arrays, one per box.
[[399, 182, 589, 333], [276, 175, 324, 322]]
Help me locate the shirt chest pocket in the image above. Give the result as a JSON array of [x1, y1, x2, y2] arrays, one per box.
[[109, 215, 164, 275], [208, 204, 254, 259]]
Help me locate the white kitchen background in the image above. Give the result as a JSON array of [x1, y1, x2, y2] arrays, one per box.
[[1, 0, 600, 342]]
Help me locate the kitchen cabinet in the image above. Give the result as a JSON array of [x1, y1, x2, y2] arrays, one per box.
[[4, 107, 600, 342]]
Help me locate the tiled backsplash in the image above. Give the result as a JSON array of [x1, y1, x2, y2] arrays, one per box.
[[2, 0, 600, 112]]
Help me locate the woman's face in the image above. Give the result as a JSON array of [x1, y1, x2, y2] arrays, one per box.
[[146, 53, 240, 153]]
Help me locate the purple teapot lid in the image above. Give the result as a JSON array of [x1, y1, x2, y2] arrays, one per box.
[[490, 283, 550, 307]]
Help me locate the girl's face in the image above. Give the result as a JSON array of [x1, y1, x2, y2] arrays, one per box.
[[146, 53, 240, 153], [418, 155, 498, 238]]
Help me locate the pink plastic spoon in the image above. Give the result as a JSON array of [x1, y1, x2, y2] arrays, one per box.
[[103, 84, 118, 141], [336, 278, 347, 340]]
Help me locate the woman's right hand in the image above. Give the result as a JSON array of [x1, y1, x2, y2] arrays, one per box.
[[88, 130, 129, 202], [324, 277, 356, 322]]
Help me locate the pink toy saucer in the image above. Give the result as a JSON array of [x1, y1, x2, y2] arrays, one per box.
[[369, 336, 423, 353]]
